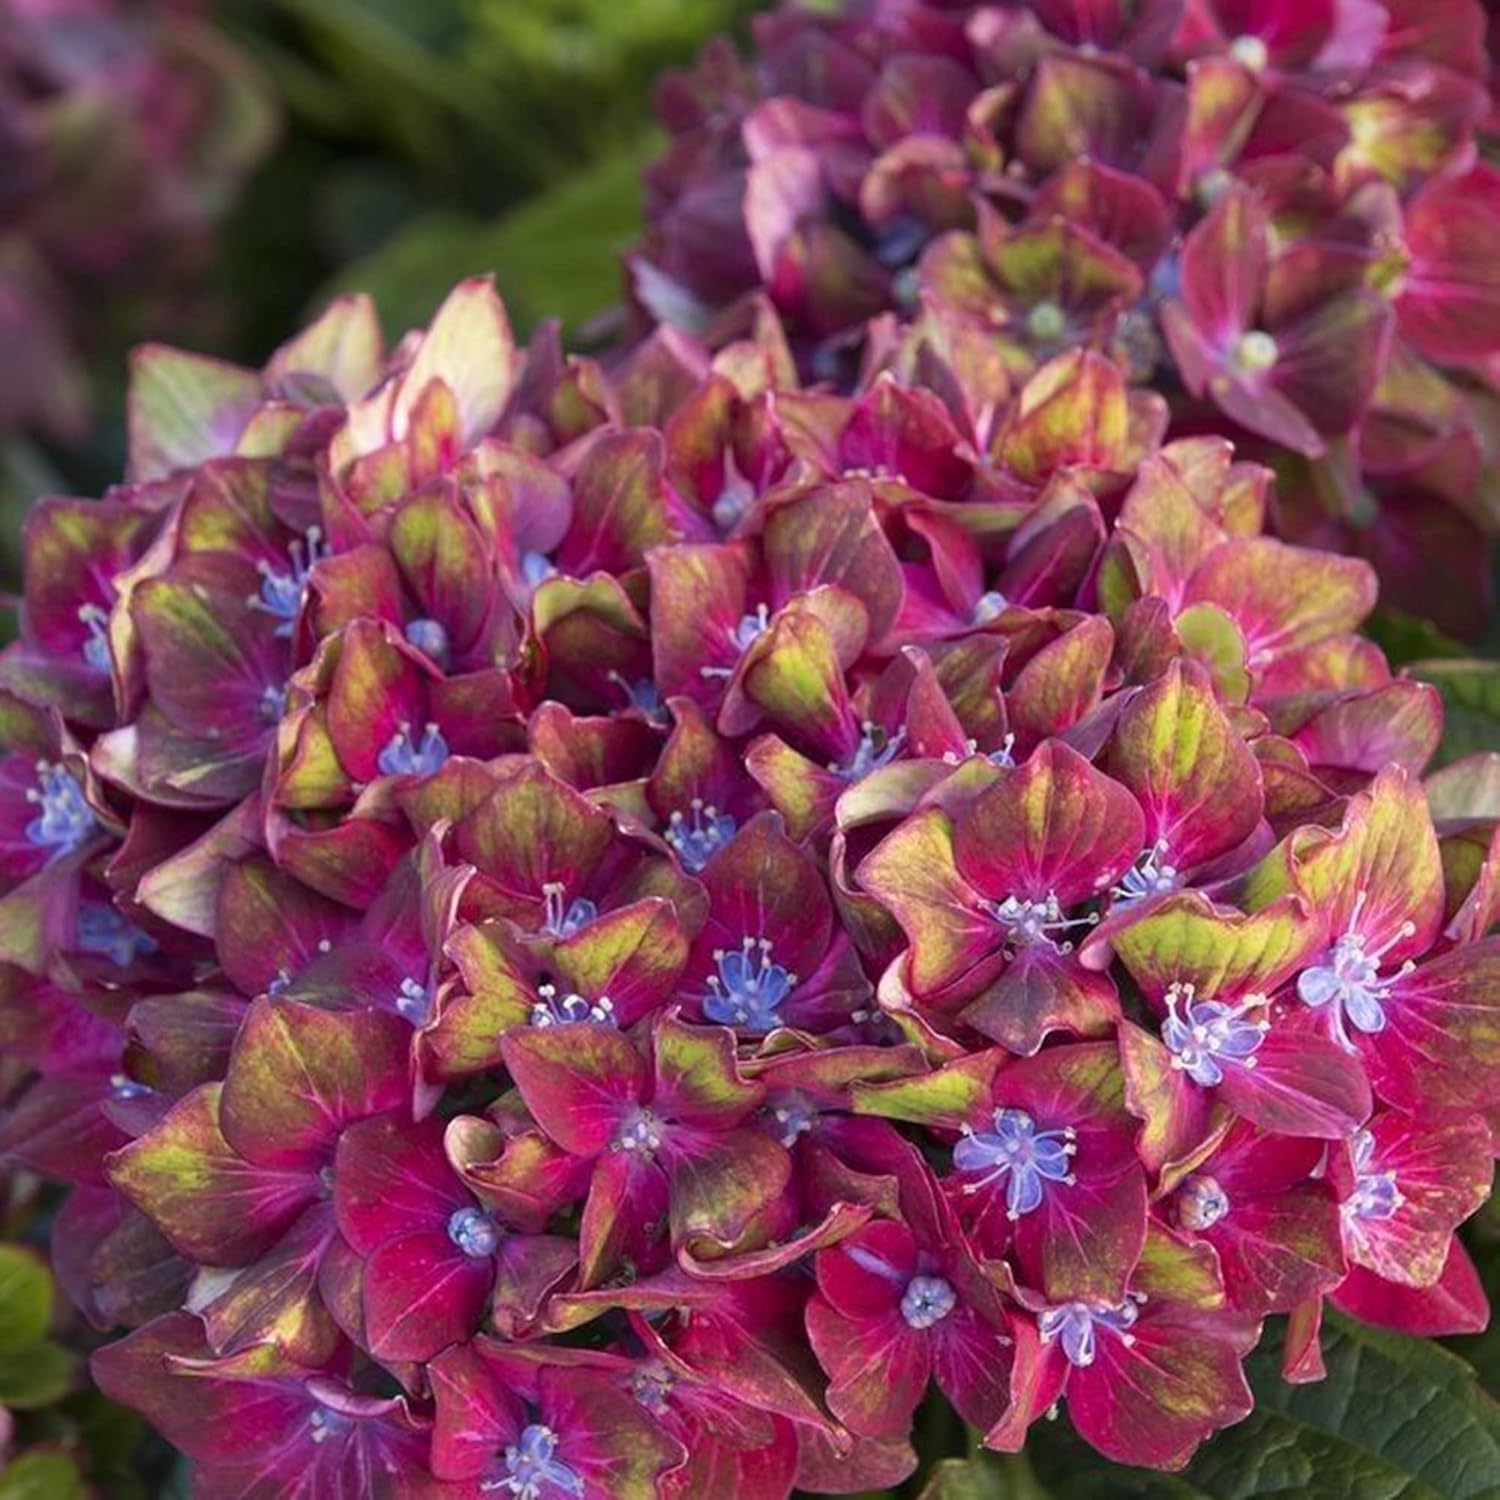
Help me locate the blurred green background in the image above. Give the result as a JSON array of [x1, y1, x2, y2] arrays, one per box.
[[1, 0, 759, 565]]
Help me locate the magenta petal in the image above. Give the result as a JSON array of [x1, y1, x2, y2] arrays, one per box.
[[501, 1023, 645, 1157], [931, 1302, 1014, 1434], [219, 1000, 411, 1170], [960, 947, 1122, 1056], [1201, 1182, 1345, 1316], [1066, 1308, 1254, 1470], [334, 1114, 465, 1253], [1216, 1027, 1370, 1139], [90, 1313, 306, 1466], [1015, 1168, 1148, 1306], [953, 740, 1143, 906], [362, 1227, 492, 1362], [806, 1294, 930, 1440], [429, 1341, 525, 1481], [1332, 1241, 1490, 1337], [1366, 941, 1500, 1114]]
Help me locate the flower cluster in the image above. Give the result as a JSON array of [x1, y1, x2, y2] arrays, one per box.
[[0, 0, 274, 439], [0, 262, 1495, 1497], [634, 0, 1500, 639]]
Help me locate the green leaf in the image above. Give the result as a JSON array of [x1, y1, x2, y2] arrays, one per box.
[[0, 1245, 52, 1354], [1410, 659, 1500, 766], [0, 1454, 86, 1500], [916, 1453, 1052, 1499], [1018, 1313, 1500, 1498], [0, 1338, 75, 1408], [323, 136, 656, 339], [1449, 1182, 1500, 1391], [1364, 608, 1468, 669]]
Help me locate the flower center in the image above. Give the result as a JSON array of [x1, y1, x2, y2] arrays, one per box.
[[307, 1409, 347, 1447], [530, 983, 615, 1028], [972, 590, 1009, 625], [75, 904, 157, 967], [1176, 1173, 1230, 1231], [901, 1275, 957, 1330], [1026, 300, 1067, 344], [985, 893, 1098, 953], [700, 604, 771, 681], [250, 528, 325, 636], [1037, 1297, 1142, 1368], [988, 732, 1017, 769], [1161, 982, 1269, 1087], [486, 1424, 584, 1498], [768, 1092, 817, 1147], [78, 602, 111, 671], [1344, 1129, 1404, 1222], [704, 936, 796, 1033], [404, 617, 451, 669], [447, 1206, 501, 1258], [712, 454, 757, 532], [259, 684, 288, 723], [952, 1107, 1077, 1219], [1111, 840, 1180, 906], [1231, 329, 1279, 374], [376, 721, 449, 778], [613, 1107, 664, 1159], [25, 761, 97, 860], [834, 721, 907, 781], [541, 883, 597, 939], [665, 799, 736, 872], [520, 552, 556, 590], [632, 1363, 675, 1414], [607, 672, 663, 718], [1296, 891, 1416, 1051], [1229, 34, 1269, 71], [395, 977, 433, 1026]]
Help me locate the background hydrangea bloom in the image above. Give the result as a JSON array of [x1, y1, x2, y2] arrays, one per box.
[[634, 0, 1500, 639]]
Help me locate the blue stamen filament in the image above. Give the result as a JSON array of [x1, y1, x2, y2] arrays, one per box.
[[768, 1092, 816, 1147], [24, 761, 97, 860], [249, 528, 325, 637], [482, 1424, 585, 1498], [613, 1106, 663, 1159], [1111, 839, 1181, 906], [540, 882, 596, 939], [1161, 982, 1270, 1087], [307, 1410, 346, 1447], [530, 984, 615, 1027], [703, 935, 796, 1033], [607, 671, 663, 718], [76, 904, 157, 967], [78, 602, 111, 671], [831, 721, 907, 781], [700, 603, 771, 681], [1344, 1129, 1404, 1223], [953, 1108, 1077, 1219], [1037, 1294, 1145, 1368], [395, 977, 433, 1025], [376, 721, 449, 778], [985, 892, 1098, 954], [1296, 890, 1417, 1052], [632, 1363, 675, 1414], [711, 453, 757, 532], [665, 798, 736, 872]]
